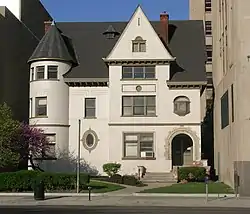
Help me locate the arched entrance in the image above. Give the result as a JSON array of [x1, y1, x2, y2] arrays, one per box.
[[171, 134, 193, 166]]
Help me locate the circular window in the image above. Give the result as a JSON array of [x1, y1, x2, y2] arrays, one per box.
[[136, 85, 142, 92], [82, 129, 99, 152], [86, 134, 94, 148]]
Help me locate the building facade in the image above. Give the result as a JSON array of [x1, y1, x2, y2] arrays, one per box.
[[28, 6, 207, 175], [0, 0, 51, 122], [212, 0, 250, 196]]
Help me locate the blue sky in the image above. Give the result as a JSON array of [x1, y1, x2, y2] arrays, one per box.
[[40, 0, 189, 22]]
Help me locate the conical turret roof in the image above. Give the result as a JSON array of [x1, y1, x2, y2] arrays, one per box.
[[28, 24, 78, 66]]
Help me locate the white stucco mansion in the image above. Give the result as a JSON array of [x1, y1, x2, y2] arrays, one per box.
[[28, 6, 207, 175]]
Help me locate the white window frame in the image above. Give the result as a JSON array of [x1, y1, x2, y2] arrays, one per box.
[[35, 97, 47, 117], [84, 98, 96, 118], [123, 133, 154, 159]]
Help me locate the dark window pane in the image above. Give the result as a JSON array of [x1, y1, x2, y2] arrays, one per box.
[[85, 98, 95, 108], [123, 97, 132, 106], [134, 67, 144, 78], [86, 134, 94, 147], [221, 91, 229, 128], [134, 106, 144, 115], [36, 66, 45, 80], [134, 96, 144, 106], [132, 43, 139, 52], [48, 66, 58, 79], [146, 96, 155, 106], [122, 67, 133, 78], [139, 42, 146, 52], [145, 66, 155, 78], [85, 109, 95, 117]]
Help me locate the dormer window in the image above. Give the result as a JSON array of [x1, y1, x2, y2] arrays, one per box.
[[103, 25, 120, 39], [132, 36, 146, 52]]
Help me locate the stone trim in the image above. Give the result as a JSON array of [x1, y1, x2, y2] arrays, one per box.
[[29, 124, 70, 127], [109, 123, 201, 126], [164, 127, 200, 161]]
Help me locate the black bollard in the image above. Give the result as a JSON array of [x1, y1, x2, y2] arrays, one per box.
[[88, 186, 92, 201]]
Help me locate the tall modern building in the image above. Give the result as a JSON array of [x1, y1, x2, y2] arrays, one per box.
[[0, 0, 51, 122], [189, 0, 213, 120], [212, 0, 250, 196]]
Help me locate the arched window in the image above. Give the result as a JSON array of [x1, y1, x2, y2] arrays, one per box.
[[173, 96, 190, 116], [132, 36, 146, 52], [82, 129, 98, 152]]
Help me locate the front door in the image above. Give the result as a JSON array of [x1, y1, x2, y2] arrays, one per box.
[[171, 134, 193, 167]]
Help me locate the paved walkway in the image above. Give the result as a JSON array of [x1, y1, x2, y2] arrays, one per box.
[[0, 195, 249, 207], [106, 182, 171, 195]]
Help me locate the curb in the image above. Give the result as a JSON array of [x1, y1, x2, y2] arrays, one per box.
[[0, 192, 237, 198], [133, 193, 237, 198]]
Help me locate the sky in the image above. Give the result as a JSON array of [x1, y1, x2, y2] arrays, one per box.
[[40, 0, 189, 22]]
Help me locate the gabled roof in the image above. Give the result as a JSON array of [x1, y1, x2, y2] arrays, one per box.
[[28, 24, 78, 66], [57, 20, 206, 82]]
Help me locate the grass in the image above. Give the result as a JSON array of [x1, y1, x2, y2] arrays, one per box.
[[81, 180, 125, 193], [139, 182, 234, 194]]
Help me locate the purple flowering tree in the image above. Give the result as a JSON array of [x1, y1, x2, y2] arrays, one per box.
[[16, 123, 50, 171]]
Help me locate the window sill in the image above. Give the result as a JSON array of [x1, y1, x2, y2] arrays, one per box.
[[122, 157, 156, 160], [84, 117, 97, 119], [120, 78, 157, 81], [121, 115, 157, 117], [30, 116, 48, 119], [30, 79, 60, 82]]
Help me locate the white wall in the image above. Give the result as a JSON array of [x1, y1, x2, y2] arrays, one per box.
[[30, 61, 71, 155], [109, 65, 201, 125], [0, 0, 21, 20], [69, 87, 109, 174]]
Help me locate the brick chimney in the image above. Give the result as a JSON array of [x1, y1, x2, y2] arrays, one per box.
[[44, 21, 53, 34], [160, 11, 169, 45]]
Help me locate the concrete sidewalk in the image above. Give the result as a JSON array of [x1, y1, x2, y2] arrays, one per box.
[[0, 195, 249, 208]]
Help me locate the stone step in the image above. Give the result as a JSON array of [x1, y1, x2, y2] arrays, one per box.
[[141, 172, 177, 183]]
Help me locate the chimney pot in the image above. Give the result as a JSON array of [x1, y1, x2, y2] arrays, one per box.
[[44, 21, 53, 34], [160, 12, 169, 44]]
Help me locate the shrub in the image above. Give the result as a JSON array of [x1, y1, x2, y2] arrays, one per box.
[[102, 163, 121, 177], [109, 174, 123, 184], [178, 167, 206, 182], [122, 175, 140, 186], [0, 170, 90, 192]]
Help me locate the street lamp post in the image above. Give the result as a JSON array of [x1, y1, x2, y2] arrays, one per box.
[[76, 119, 81, 193]]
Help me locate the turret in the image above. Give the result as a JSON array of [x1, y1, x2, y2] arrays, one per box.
[[28, 22, 78, 163]]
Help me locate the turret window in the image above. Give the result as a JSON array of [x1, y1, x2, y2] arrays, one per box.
[[30, 67, 34, 81], [35, 97, 47, 117], [36, 66, 45, 80], [48, 66, 58, 79]]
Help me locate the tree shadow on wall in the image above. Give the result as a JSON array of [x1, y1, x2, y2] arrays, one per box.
[[36, 151, 99, 176]]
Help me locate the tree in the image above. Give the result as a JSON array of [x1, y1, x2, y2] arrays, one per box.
[[0, 103, 49, 171], [0, 103, 20, 169]]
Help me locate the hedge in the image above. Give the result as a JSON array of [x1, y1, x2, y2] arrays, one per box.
[[178, 167, 206, 182], [0, 170, 90, 192]]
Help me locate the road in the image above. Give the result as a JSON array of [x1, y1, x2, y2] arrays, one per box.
[[0, 206, 250, 214]]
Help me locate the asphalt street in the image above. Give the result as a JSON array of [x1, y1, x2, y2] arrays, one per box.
[[0, 206, 250, 214]]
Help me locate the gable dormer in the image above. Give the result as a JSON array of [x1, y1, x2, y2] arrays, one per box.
[[104, 5, 174, 61]]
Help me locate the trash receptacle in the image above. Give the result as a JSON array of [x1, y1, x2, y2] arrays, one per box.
[[34, 179, 45, 200]]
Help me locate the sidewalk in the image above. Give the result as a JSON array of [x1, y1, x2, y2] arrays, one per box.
[[0, 195, 249, 207]]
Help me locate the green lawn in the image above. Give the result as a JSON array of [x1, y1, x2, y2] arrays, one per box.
[[140, 182, 234, 194], [81, 180, 125, 193]]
